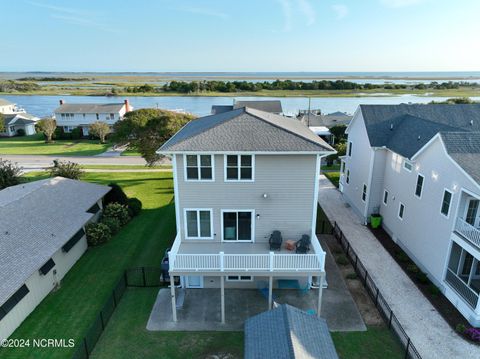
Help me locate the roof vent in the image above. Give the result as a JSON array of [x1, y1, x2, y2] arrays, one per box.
[[390, 124, 394, 130], [470, 119, 474, 126], [417, 135, 421, 140]]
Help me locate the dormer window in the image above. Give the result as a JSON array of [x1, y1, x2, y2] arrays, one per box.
[[184, 155, 214, 181], [225, 155, 254, 181]]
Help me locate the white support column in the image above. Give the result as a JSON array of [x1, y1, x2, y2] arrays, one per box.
[[268, 276, 273, 310], [170, 279, 177, 322], [221, 275, 225, 324], [317, 273, 324, 318]]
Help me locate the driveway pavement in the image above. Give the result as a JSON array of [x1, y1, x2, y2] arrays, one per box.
[[318, 175, 479, 359]]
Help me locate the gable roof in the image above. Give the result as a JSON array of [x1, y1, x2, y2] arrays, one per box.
[[54, 103, 125, 114], [234, 100, 283, 114], [441, 132, 480, 184], [2, 113, 38, 127], [158, 107, 334, 153], [0, 177, 110, 306], [245, 304, 339, 359], [211, 105, 234, 115], [359, 104, 480, 159]]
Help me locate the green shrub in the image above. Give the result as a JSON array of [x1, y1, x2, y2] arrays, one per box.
[[103, 202, 130, 226], [49, 160, 83, 179], [16, 128, 26, 136], [336, 254, 349, 266], [101, 216, 121, 234], [395, 251, 410, 263], [0, 159, 22, 190], [127, 197, 142, 217], [428, 284, 441, 296], [104, 183, 129, 206], [346, 272, 358, 280], [86, 222, 111, 246], [416, 271, 429, 284], [406, 263, 420, 273], [71, 127, 82, 139], [456, 323, 466, 334]]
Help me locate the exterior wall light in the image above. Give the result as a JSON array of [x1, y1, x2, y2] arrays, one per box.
[[262, 193, 268, 199]]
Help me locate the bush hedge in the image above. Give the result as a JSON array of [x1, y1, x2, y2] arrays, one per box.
[[101, 216, 121, 235], [103, 202, 130, 226], [127, 197, 142, 217], [104, 183, 129, 206]]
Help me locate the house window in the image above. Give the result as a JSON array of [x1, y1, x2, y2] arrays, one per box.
[[9, 126, 15, 132], [96, 113, 99, 120], [225, 155, 254, 181], [348, 142, 352, 157], [441, 190, 453, 217], [398, 203, 405, 220], [185, 155, 213, 181], [39, 258, 55, 275], [184, 209, 212, 239], [110, 113, 115, 120], [61, 113, 65, 119], [0, 284, 29, 320], [222, 210, 253, 241], [346, 170, 350, 184], [403, 160, 413, 172], [362, 184, 367, 202], [383, 190, 389, 205], [226, 276, 253, 281], [415, 174, 424, 198], [83, 113, 86, 118], [62, 228, 86, 253]]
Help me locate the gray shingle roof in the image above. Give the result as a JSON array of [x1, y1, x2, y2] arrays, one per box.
[[245, 304, 339, 359], [441, 132, 480, 184], [0, 177, 110, 306], [234, 100, 283, 114], [54, 103, 125, 114], [211, 105, 234, 115], [2, 113, 38, 127], [158, 107, 334, 153]]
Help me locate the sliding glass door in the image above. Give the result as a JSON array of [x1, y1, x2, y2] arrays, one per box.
[[222, 210, 253, 242]]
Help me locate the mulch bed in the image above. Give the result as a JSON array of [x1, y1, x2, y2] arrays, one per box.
[[368, 225, 479, 344]]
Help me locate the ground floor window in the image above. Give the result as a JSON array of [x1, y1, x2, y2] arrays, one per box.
[[226, 275, 253, 281], [222, 210, 253, 241], [184, 209, 212, 239]]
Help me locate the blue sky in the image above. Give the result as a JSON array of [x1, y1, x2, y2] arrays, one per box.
[[2, 0, 479, 72]]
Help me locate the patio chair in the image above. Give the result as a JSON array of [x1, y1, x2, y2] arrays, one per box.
[[269, 230, 283, 251], [295, 234, 311, 254]]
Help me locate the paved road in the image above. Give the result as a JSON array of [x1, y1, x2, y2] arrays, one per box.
[[0, 154, 171, 170], [318, 175, 479, 359]]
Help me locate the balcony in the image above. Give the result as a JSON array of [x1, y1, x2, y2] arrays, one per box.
[[455, 217, 480, 250], [445, 268, 479, 309], [168, 234, 325, 274]]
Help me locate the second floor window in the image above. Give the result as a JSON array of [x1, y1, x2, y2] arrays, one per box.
[[348, 142, 352, 157], [225, 155, 253, 181], [441, 190, 453, 217], [346, 170, 350, 184], [398, 203, 405, 220], [362, 184, 367, 202], [383, 190, 389, 205], [185, 155, 213, 181], [415, 174, 424, 198]]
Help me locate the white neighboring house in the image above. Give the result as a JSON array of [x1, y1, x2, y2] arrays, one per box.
[[0, 98, 25, 115], [53, 99, 133, 136], [0, 177, 110, 340], [340, 103, 480, 326], [1, 113, 39, 137], [157, 106, 335, 323]]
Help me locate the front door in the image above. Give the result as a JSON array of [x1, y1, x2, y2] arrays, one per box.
[[185, 276, 203, 288]]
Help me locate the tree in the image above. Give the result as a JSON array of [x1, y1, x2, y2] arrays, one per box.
[[38, 117, 57, 143], [89, 121, 110, 143], [329, 125, 347, 142], [49, 160, 83, 179], [112, 109, 196, 165], [0, 113, 5, 133], [0, 159, 22, 189]]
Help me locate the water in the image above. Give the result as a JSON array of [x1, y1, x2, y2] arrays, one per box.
[[3, 94, 480, 118]]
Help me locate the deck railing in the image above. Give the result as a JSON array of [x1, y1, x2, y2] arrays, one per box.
[[455, 217, 480, 250], [445, 268, 479, 309]]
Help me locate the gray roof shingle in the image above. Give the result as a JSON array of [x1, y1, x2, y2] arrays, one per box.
[[441, 132, 480, 183], [54, 103, 125, 114], [234, 100, 283, 114], [0, 177, 110, 305], [159, 107, 334, 153], [245, 304, 339, 359]]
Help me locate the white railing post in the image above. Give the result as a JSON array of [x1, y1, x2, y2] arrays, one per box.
[[269, 251, 274, 271], [220, 252, 224, 272]]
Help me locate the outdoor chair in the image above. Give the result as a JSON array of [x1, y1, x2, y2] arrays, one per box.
[[269, 230, 283, 250], [295, 234, 311, 254]]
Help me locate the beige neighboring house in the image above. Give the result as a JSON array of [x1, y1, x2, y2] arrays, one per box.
[[0, 177, 110, 340], [53, 99, 133, 136], [158, 106, 335, 323]]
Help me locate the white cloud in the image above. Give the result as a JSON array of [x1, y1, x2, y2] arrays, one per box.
[[277, 0, 293, 32], [297, 0, 316, 26], [331, 4, 349, 20], [380, 0, 425, 8], [276, 0, 316, 32]]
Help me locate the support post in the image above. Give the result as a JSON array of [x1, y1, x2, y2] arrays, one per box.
[[220, 275, 225, 324], [170, 278, 177, 322], [317, 273, 324, 318], [268, 276, 273, 310]]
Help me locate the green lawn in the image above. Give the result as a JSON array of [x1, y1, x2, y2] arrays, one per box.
[[0, 133, 110, 156], [324, 171, 341, 188], [321, 164, 341, 171], [91, 287, 403, 359], [1, 172, 176, 359], [80, 164, 172, 170]]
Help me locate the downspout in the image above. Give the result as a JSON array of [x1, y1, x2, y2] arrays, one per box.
[[363, 147, 378, 225]]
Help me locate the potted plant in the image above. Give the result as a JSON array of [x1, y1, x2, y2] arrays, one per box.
[[370, 208, 382, 229]]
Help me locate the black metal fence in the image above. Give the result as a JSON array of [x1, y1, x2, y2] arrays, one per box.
[[331, 222, 422, 359], [72, 267, 165, 359]]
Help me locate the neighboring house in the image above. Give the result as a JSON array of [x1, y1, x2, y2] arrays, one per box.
[[53, 99, 132, 136], [0, 177, 110, 340], [0, 98, 25, 115], [299, 110, 352, 128], [340, 103, 480, 326], [158, 106, 335, 323], [1, 113, 39, 137], [211, 100, 283, 115], [245, 304, 338, 359]]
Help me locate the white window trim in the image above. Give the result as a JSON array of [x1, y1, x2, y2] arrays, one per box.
[[383, 189, 389, 205], [440, 189, 454, 219], [415, 174, 425, 199], [398, 202, 405, 220], [226, 275, 254, 282], [403, 160, 413, 172], [183, 208, 214, 240], [362, 183, 367, 202], [221, 209, 255, 242], [223, 154, 255, 182], [183, 154, 215, 182]]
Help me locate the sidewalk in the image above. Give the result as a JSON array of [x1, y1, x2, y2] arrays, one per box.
[[318, 175, 479, 359]]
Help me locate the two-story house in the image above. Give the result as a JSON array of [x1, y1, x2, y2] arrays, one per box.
[[340, 104, 480, 326], [158, 106, 335, 323], [53, 99, 132, 136]]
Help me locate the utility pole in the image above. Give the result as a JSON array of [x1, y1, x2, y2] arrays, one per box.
[[307, 97, 311, 127]]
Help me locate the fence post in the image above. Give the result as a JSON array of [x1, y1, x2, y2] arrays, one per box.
[[83, 338, 89, 359], [142, 267, 146, 287], [405, 338, 410, 359]]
